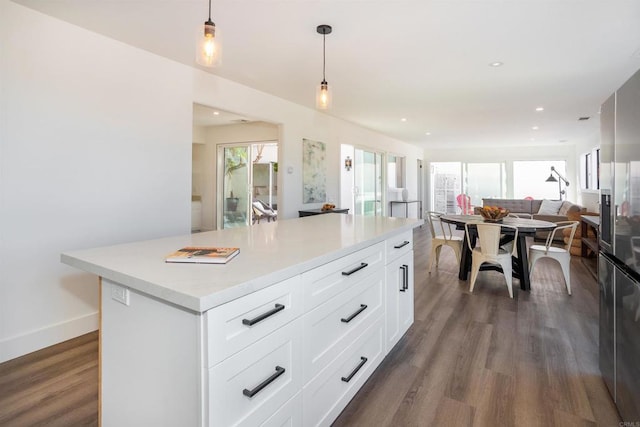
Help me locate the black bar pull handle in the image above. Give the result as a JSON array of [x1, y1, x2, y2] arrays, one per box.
[[394, 240, 410, 249], [399, 265, 407, 292], [242, 366, 285, 398], [342, 262, 368, 276], [242, 304, 285, 326], [402, 264, 409, 290], [341, 304, 368, 323], [341, 357, 368, 383]]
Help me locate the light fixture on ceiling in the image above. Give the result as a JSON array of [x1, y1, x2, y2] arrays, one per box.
[[535, 107, 544, 111], [196, 0, 219, 67], [489, 61, 503, 67], [545, 166, 570, 200], [316, 24, 332, 110]]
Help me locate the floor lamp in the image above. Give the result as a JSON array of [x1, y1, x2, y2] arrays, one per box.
[[545, 166, 570, 200]]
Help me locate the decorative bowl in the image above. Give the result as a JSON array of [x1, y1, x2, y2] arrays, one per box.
[[478, 206, 510, 222]]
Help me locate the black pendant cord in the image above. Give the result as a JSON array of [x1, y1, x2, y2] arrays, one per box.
[[317, 25, 332, 84], [322, 33, 326, 82], [208, 0, 212, 21]]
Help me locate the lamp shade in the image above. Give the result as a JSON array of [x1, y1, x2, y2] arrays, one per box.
[[546, 174, 558, 183], [316, 80, 331, 110], [196, 20, 220, 67]]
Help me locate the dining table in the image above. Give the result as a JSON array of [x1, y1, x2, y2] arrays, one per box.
[[440, 214, 557, 291]]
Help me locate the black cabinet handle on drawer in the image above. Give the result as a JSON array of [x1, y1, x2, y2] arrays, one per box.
[[394, 240, 410, 249], [341, 357, 368, 383], [341, 304, 368, 323], [242, 304, 285, 326], [242, 366, 285, 398], [342, 262, 368, 276]]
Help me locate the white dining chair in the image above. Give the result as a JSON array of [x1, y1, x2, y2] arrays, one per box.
[[465, 222, 519, 298], [427, 211, 463, 273], [528, 221, 579, 294]]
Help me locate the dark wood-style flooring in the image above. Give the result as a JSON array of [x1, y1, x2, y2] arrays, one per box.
[[0, 226, 620, 426]]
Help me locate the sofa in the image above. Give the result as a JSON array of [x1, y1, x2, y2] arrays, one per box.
[[475, 198, 585, 241]]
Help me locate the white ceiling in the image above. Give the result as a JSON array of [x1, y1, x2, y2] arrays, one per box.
[[14, 0, 640, 149]]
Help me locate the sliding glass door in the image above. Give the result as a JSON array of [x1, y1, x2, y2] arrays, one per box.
[[218, 142, 278, 229], [220, 146, 250, 229], [354, 148, 383, 216]]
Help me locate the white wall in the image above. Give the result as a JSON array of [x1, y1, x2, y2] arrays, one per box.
[[0, 2, 189, 362], [1, 1, 422, 362]]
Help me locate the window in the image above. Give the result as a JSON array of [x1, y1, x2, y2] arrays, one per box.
[[430, 162, 461, 214], [581, 148, 600, 190], [430, 162, 505, 213], [387, 155, 405, 188], [464, 163, 506, 207], [513, 160, 567, 200]]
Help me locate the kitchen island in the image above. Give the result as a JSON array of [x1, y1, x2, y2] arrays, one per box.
[[62, 214, 422, 426]]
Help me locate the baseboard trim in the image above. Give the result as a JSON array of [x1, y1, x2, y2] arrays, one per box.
[[0, 312, 99, 363]]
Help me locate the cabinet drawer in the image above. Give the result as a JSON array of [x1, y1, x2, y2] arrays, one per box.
[[206, 275, 303, 366], [260, 391, 302, 427], [302, 317, 385, 427], [209, 320, 302, 427], [302, 242, 384, 311], [385, 229, 413, 264], [303, 270, 383, 383]]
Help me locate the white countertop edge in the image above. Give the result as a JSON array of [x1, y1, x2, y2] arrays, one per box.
[[61, 216, 423, 313]]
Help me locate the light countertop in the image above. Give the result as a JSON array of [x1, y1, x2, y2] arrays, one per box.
[[61, 214, 422, 312]]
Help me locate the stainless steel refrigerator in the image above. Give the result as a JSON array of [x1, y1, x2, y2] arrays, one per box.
[[600, 67, 640, 422]]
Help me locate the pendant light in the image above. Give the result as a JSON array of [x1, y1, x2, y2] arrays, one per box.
[[196, 0, 219, 67], [316, 25, 332, 110]]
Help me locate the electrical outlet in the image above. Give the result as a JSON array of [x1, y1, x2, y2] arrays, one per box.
[[111, 285, 130, 306]]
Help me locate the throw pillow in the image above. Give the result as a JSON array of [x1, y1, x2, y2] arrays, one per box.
[[538, 199, 564, 215]]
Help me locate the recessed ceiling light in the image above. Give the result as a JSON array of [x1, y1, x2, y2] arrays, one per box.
[[425, 132, 431, 136], [535, 107, 544, 112], [212, 111, 220, 116], [532, 126, 539, 130], [489, 61, 503, 67], [401, 118, 407, 122], [530, 138, 535, 141]]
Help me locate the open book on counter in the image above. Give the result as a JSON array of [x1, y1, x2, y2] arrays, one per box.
[[165, 246, 240, 264]]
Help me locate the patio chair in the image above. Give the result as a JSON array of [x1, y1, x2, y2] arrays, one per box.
[[456, 194, 474, 215], [465, 222, 518, 298], [252, 199, 277, 224], [426, 211, 463, 273], [528, 221, 578, 294]]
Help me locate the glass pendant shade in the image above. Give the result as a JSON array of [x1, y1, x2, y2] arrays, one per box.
[[316, 80, 331, 110], [196, 20, 219, 67]]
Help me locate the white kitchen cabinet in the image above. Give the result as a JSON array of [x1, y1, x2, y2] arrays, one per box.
[[61, 215, 422, 426], [385, 250, 414, 352], [302, 268, 384, 383], [209, 320, 303, 427], [302, 317, 385, 427]]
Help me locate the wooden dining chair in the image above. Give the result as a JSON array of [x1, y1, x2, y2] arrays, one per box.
[[528, 221, 579, 294], [426, 211, 463, 273], [465, 222, 519, 298]]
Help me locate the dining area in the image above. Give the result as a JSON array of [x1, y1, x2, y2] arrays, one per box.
[[427, 211, 579, 297]]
